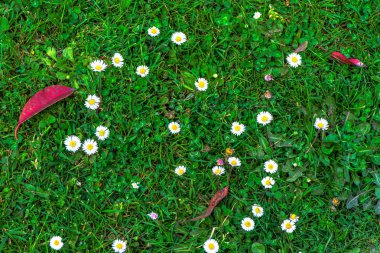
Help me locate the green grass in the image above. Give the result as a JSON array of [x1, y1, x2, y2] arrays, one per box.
[[1, 0, 380, 252]]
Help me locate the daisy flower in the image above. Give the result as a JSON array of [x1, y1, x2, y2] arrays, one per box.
[[212, 166, 225, 176], [175, 166, 186, 176], [171, 32, 187, 45], [168, 122, 181, 134], [82, 139, 98, 155], [85, 94, 100, 110], [112, 239, 127, 253], [252, 204, 264, 217], [264, 160, 278, 174], [314, 118, 329, 131], [216, 158, 224, 166], [148, 212, 158, 220], [195, 78, 208, 91], [132, 182, 140, 189], [289, 213, 299, 223], [286, 53, 302, 68], [90, 59, 107, 72], [261, 176, 275, 189], [281, 219, 296, 233], [112, 53, 124, 68], [136, 65, 149, 77], [49, 236, 64, 251], [253, 12, 262, 19], [148, 26, 160, 37], [95, 126, 110, 141], [64, 135, 81, 152], [203, 239, 219, 253], [228, 157, 241, 167], [241, 217, 255, 231], [231, 122, 245, 136], [257, 111, 273, 125], [264, 74, 274, 82]]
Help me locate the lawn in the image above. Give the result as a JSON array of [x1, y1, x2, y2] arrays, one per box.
[[0, 0, 379, 252]]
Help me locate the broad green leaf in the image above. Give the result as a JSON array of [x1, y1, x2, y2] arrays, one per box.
[[63, 47, 74, 62], [375, 200, 380, 214], [46, 47, 57, 61], [251, 243, 265, 253], [287, 170, 303, 182], [375, 188, 380, 199], [0, 17, 9, 32], [346, 195, 359, 209]]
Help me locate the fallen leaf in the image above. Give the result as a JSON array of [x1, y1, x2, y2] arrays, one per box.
[[294, 41, 308, 53], [331, 51, 366, 67], [15, 85, 75, 139]]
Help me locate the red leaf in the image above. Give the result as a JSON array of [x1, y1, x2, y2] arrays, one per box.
[[184, 186, 229, 222], [330, 51, 366, 67], [15, 85, 75, 139]]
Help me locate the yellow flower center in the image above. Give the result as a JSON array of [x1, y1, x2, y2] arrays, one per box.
[[95, 65, 102, 70], [116, 243, 123, 249], [285, 222, 292, 229], [290, 214, 297, 220], [151, 28, 157, 34], [234, 125, 241, 131], [244, 221, 251, 227], [268, 164, 274, 170], [89, 99, 95, 105], [208, 243, 215, 250], [255, 207, 261, 213], [140, 68, 146, 74], [215, 169, 221, 175], [178, 169, 184, 175], [176, 36, 182, 42], [69, 140, 76, 147], [114, 57, 120, 63], [99, 130, 105, 136], [87, 144, 93, 151], [265, 179, 271, 185], [198, 81, 205, 88], [54, 240, 60, 246], [261, 115, 268, 122], [171, 124, 178, 130], [317, 122, 324, 128], [231, 160, 237, 166], [291, 56, 298, 63]]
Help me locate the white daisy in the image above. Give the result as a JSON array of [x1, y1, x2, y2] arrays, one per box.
[[290, 213, 299, 223], [241, 217, 255, 231], [64, 135, 81, 152], [90, 59, 107, 72], [85, 94, 100, 110], [231, 122, 245, 136], [148, 26, 160, 37], [195, 78, 208, 91], [264, 160, 278, 174], [212, 166, 225, 176], [175, 166, 186, 176], [171, 32, 187, 45], [228, 157, 241, 167], [82, 139, 98, 155], [168, 122, 181, 134], [253, 12, 262, 19], [112, 53, 124, 68], [261, 176, 275, 189], [257, 111, 273, 125], [136, 65, 149, 77], [95, 126, 110, 141], [281, 219, 296, 233], [252, 204, 264, 217], [112, 239, 127, 253], [314, 118, 329, 131], [49, 236, 64, 251], [286, 53, 302, 68], [132, 182, 140, 189], [203, 239, 219, 253]]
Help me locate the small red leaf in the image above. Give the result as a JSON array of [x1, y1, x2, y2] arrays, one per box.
[[330, 51, 366, 67], [15, 85, 75, 139], [184, 186, 229, 222]]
